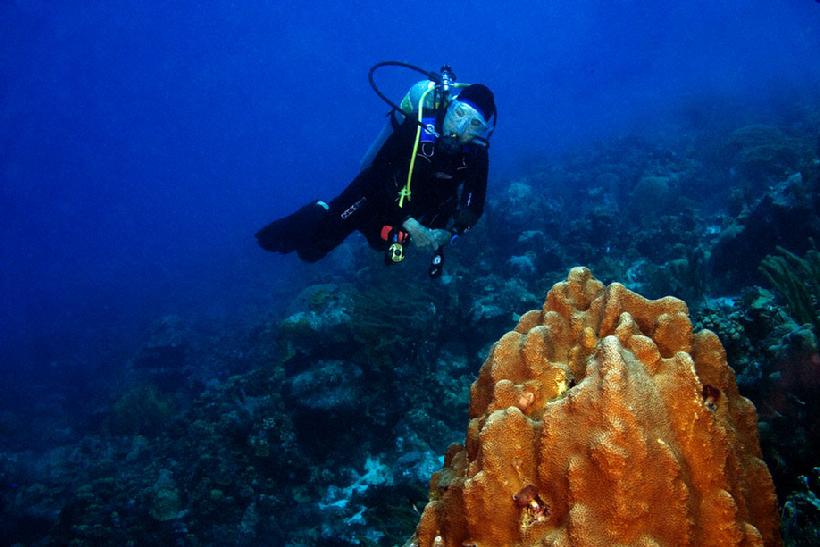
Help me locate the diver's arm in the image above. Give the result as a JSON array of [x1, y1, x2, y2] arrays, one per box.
[[454, 148, 489, 232]]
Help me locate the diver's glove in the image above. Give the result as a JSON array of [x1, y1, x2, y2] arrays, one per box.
[[402, 218, 450, 251]]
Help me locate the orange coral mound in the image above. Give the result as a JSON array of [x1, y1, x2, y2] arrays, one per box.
[[411, 267, 781, 547]]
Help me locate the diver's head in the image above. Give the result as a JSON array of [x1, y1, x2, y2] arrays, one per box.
[[442, 84, 496, 146]]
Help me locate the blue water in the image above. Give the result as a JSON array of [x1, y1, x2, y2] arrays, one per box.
[[3, 2, 819, 369], [2, 1, 820, 543]]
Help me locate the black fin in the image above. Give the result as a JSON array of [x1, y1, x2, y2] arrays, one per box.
[[255, 201, 327, 253]]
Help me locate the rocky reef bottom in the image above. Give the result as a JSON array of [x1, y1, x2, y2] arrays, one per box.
[[2, 109, 819, 545]]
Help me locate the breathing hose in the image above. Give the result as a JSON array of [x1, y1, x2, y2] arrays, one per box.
[[368, 61, 452, 125]]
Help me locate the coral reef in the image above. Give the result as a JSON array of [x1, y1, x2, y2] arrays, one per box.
[[711, 172, 818, 287], [149, 469, 183, 522], [108, 384, 176, 436], [4, 105, 818, 544], [781, 468, 820, 545], [724, 125, 805, 193], [759, 246, 820, 334], [412, 268, 781, 546], [131, 315, 190, 388]]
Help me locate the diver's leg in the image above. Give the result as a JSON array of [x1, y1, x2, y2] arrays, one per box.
[[295, 177, 374, 262]]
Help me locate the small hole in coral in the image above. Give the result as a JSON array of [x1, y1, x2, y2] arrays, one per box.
[[513, 484, 549, 524], [703, 384, 721, 411]]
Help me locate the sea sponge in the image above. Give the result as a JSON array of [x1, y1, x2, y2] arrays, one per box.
[[411, 267, 781, 547]]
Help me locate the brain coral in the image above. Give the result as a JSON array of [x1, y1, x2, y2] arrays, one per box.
[[411, 267, 780, 547]]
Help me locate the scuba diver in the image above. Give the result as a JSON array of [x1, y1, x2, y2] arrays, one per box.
[[255, 62, 496, 278]]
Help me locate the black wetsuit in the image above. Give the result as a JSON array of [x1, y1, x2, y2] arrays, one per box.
[[256, 113, 488, 262]]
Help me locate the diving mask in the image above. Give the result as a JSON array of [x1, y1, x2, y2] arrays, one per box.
[[442, 99, 489, 144]]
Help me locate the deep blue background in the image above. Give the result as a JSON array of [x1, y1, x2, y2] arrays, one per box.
[[2, 1, 819, 376]]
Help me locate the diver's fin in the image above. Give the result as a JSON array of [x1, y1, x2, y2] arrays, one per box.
[[255, 201, 328, 253]]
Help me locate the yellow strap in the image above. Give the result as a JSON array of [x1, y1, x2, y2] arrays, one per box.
[[396, 81, 472, 208], [398, 82, 435, 208]]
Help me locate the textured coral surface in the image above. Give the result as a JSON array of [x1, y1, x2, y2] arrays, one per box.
[[412, 267, 781, 547]]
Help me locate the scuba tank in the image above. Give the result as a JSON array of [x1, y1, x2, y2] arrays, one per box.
[[365, 62, 496, 208], [360, 63, 458, 172], [360, 74, 448, 171]]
